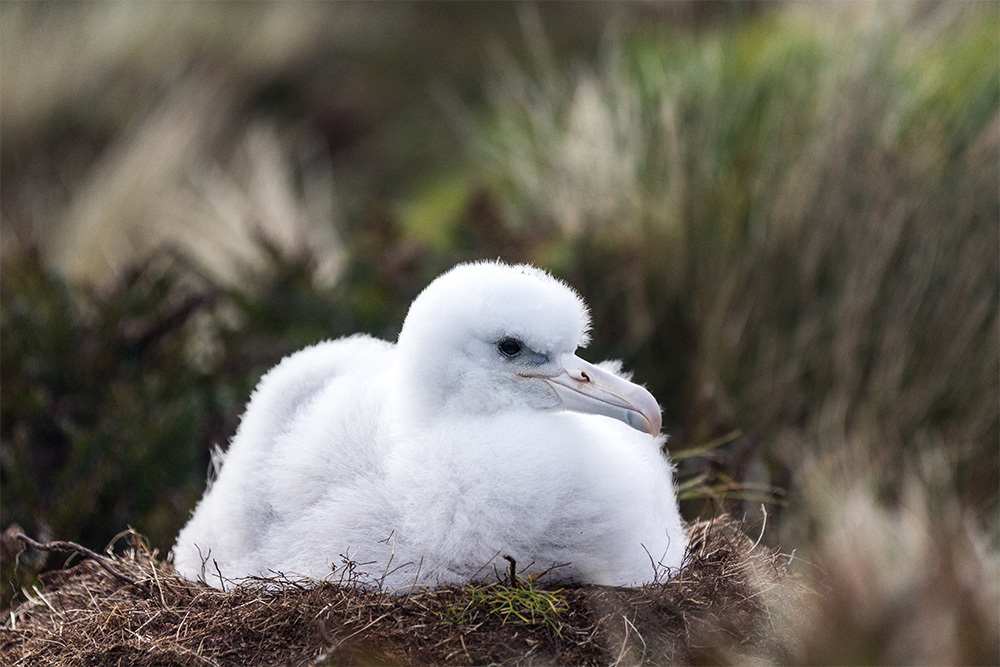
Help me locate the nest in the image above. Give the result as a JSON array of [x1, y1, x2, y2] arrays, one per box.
[[1, 518, 797, 666]]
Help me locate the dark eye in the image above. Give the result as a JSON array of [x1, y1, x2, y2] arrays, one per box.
[[497, 337, 523, 358]]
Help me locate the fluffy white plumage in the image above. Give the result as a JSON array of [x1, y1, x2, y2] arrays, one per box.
[[172, 261, 687, 591]]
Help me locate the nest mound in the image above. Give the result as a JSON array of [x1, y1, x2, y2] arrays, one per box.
[[1, 518, 797, 666]]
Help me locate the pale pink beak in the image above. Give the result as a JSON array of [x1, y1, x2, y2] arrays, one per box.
[[543, 353, 662, 435]]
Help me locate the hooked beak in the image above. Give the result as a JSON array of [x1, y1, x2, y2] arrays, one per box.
[[542, 353, 662, 435]]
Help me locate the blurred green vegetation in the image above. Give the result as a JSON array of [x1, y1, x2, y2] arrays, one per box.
[[2, 3, 998, 658]]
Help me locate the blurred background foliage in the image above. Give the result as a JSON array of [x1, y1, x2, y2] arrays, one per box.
[[1, 2, 997, 662]]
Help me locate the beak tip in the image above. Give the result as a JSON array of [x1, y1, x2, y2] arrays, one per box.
[[628, 408, 661, 436], [643, 411, 662, 436], [650, 414, 662, 436]]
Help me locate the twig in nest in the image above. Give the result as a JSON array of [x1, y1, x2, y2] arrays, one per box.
[[502, 554, 518, 587], [14, 533, 151, 595]]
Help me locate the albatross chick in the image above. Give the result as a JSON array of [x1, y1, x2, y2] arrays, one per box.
[[173, 261, 686, 591]]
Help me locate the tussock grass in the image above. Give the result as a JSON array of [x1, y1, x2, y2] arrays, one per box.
[[477, 1, 999, 532], [796, 474, 1000, 665]]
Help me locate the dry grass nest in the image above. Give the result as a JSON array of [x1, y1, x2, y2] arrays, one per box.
[[1, 517, 801, 666]]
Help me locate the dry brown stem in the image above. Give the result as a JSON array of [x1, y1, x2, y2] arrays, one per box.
[[14, 534, 151, 596]]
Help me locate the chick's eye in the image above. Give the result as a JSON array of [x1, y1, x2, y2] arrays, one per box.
[[497, 337, 523, 358]]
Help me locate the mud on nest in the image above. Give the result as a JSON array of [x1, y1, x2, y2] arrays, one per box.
[[0, 517, 801, 666]]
